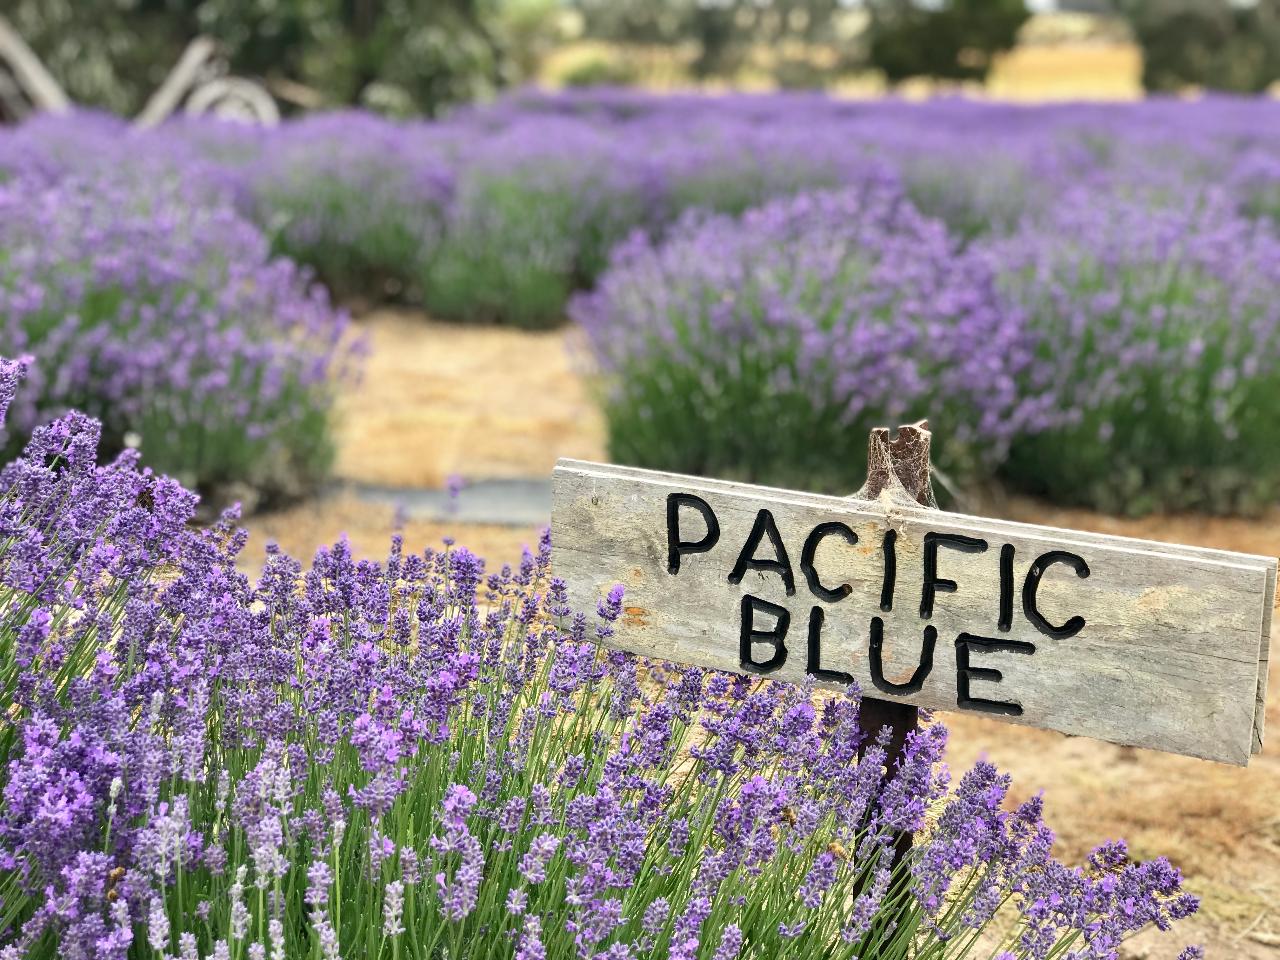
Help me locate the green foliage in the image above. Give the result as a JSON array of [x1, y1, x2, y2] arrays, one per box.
[[496, 0, 568, 83], [866, 0, 1030, 84], [562, 57, 639, 88], [8, 0, 505, 117], [571, 0, 848, 82], [1120, 0, 1280, 93]]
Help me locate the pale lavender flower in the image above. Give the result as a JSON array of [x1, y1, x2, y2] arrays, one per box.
[[519, 833, 560, 884], [515, 914, 546, 960], [383, 880, 406, 936], [146, 896, 169, 953]]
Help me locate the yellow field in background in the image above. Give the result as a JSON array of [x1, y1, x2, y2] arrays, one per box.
[[988, 42, 1141, 100], [542, 38, 1144, 101]]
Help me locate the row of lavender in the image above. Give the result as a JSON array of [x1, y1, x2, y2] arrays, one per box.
[[4, 93, 1280, 511], [10, 93, 1280, 323], [0, 355, 1202, 959], [574, 178, 1280, 514]]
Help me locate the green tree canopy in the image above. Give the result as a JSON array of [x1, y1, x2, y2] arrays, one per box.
[[866, 0, 1030, 84], [1120, 0, 1280, 93]]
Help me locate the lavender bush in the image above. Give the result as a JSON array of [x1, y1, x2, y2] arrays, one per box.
[[0, 171, 356, 507], [571, 183, 1029, 492], [244, 113, 455, 303], [992, 188, 1280, 514], [422, 118, 658, 328], [0, 357, 1202, 959]]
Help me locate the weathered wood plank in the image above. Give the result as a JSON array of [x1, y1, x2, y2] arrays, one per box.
[[551, 459, 1275, 766], [1255, 570, 1273, 754]]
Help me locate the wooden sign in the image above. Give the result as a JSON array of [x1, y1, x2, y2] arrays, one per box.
[[552, 458, 1275, 766]]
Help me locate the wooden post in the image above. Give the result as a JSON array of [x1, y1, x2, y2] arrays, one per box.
[[853, 420, 933, 863]]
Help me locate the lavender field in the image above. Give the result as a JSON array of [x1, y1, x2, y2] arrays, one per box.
[[0, 90, 1277, 959], [4, 93, 1280, 513]]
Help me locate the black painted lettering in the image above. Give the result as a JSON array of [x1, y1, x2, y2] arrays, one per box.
[[955, 633, 1036, 716], [666, 493, 720, 576], [806, 607, 854, 684], [920, 532, 989, 618], [801, 521, 857, 602], [728, 509, 796, 596], [739, 594, 790, 674], [998, 543, 1015, 632], [1022, 550, 1090, 639], [869, 616, 937, 695], [879, 528, 897, 613]]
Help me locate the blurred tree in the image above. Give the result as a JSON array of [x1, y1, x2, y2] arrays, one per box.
[[866, 0, 1030, 84], [7, 0, 506, 117], [1120, 0, 1280, 93], [571, 0, 847, 83], [495, 0, 567, 83], [562, 57, 640, 88]]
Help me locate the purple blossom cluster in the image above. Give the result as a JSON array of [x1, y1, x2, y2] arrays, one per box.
[[0, 357, 1200, 959], [0, 160, 357, 506]]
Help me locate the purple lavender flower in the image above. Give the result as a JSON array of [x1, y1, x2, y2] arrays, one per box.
[[519, 833, 560, 885], [515, 914, 547, 960], [712, 923, 743, 960]]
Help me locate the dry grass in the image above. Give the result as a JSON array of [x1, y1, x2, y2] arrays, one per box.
[[244, 311, 1280, 957]]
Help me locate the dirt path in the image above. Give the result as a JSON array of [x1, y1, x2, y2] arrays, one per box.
[[332, 309, 605, 489], [244, 310, 1280, 957]]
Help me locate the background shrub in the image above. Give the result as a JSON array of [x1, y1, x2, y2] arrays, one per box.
[[571, 184, 1028, 493], [0, 171, 356, 507], [246, 112, 455, 303], [423, 118, 657, 327], [8, 0, 505, 117], [992, 189, 1280, 515], [651, 117, 868, 218]]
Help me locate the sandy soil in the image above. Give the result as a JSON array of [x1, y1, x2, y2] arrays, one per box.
[[332, 309, 606, 489], [244, 311, 1280, 958]]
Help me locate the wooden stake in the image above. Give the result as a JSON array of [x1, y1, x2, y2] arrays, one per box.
[[853, 420, 932, 863]]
